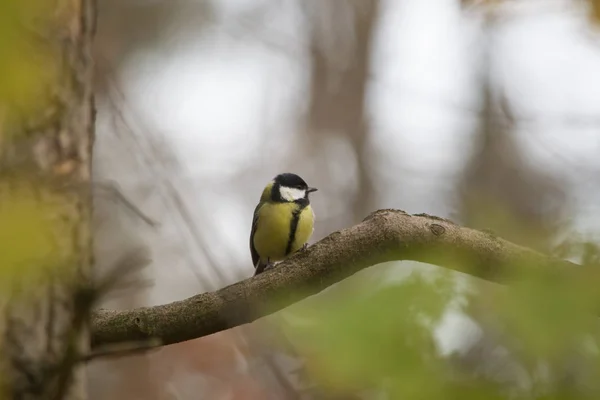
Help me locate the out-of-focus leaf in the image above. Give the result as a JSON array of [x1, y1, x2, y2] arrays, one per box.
[[464, 262, 600, 397], [489, 270, 599, 363], [0, 180, 73, 289], [279, 272, 457, 397], [0, 0, 58, 135]]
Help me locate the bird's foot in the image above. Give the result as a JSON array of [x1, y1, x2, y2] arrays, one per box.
[[254, 258, 274, 276], [301, 243, 309, 252], [263, 259, 275, 272]]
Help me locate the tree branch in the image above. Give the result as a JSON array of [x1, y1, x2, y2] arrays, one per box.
[[91, 209, 579, 348]]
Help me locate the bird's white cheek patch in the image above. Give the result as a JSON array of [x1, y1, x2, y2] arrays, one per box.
[[280, 186, 306, 201]]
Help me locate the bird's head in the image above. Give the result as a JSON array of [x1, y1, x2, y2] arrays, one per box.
[[260, 173, 317, 203]]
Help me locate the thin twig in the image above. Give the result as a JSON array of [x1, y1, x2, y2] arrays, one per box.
[[79, 338, 163, 363], [94, 181, 159, 227]]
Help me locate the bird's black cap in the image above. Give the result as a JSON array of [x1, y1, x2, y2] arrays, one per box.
[[274, 173, 309, 189]]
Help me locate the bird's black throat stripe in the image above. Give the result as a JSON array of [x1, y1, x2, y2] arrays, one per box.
[[285, 202, 307, 256]]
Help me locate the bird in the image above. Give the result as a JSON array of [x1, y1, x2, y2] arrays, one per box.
[[250, 173, 317, 276]]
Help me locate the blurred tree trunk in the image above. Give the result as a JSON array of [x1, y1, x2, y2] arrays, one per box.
[[456, 75, 569, 382], [456, 26, 565, 252], [0, 0, 95, 398], [458, 79, 565, 251], [454, 18, 566, 388], [305, 0, 380, 221]]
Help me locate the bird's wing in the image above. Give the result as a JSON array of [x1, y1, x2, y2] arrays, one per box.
[[250, 202, 262, 269]]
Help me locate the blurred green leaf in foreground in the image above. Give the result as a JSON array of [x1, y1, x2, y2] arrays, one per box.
[[0, 1, 71, 290], [0, 180, 74, 291], [278, 251, 600, 399], [0, 0, 58, 140], [281, 272, 458, 398]]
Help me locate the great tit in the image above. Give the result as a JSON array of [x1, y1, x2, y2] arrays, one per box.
[[250, 173, 317, 276]]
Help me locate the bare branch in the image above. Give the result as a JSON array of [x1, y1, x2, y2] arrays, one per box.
[[91, 209, 579, 348], [93, 181, 159, 228]]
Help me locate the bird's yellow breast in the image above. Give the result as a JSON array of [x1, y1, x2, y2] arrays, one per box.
[[292, 205, 315, 253], [253, 202, 314, 263]]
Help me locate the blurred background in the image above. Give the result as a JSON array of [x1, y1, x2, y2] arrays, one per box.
[[88, 0, 600, 399]]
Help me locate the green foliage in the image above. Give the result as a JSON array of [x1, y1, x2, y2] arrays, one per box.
[[489, 275, 597, 362], [278, 254, 600, 399], [281, 272, 458, 398], [0, 180, 73, 290], [470, 264, 600, 397], [0, 0, 58, 137]]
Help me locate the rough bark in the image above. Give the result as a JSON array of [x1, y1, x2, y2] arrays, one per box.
[[91, 209, 578, 349], [0, 0, 95, 398]]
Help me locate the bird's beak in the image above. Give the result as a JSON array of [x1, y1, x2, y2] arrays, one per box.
[[307, 187, 318, 193]]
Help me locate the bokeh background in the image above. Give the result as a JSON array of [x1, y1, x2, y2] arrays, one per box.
[[88, 0, 600, 399]]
